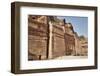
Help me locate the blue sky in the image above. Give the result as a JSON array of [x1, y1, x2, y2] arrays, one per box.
[[57, 16, 88, 37]]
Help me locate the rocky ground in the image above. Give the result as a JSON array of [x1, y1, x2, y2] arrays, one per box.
[[54, 56, 88, 60]]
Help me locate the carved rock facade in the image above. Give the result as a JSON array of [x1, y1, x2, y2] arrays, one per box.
[[28, 15, 88, 60]]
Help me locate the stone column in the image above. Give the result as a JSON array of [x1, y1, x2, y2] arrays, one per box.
[[48, 21, 53, 59]]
